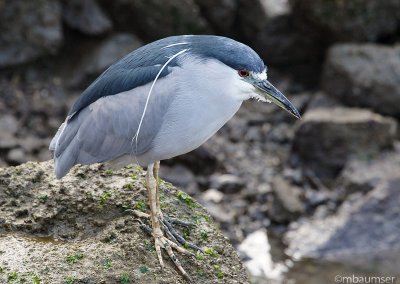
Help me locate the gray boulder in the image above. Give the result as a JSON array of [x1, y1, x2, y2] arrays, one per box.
[[291, 107, 397, 182], [336, 145, 400, 198], [290, 0, 400, 42], [98, 0, 212, 41], [62, 0, 112, 35], [69, 33, 143, 87], [236, 0, 324, 86], [209, 174, 244, 194], [268, 176, 305, 223], [323, 44, 400, 117], [194, 0, 237, 35], [285, 162, 400, 274], [0, 0, 63, 67]]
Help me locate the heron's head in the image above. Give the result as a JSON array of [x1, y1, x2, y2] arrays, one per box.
[[186, 36, 301, 119]]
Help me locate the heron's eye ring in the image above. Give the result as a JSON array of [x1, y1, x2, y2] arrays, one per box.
[[238, 69, 250, 77]]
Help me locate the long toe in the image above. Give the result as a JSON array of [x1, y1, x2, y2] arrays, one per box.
[[127, 209, 197, 280], [161, 218, 202, 253], [154, 234, 193, 282], [126, 209, 201, 252]]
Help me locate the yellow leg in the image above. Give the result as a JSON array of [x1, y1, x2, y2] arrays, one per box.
[[145, 162, 192, 281], [153, 161, 162, 218]]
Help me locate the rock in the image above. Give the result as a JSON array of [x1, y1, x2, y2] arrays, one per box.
[[98, 0, 212, 42], [209, 174, 244, 194], [285, 177, 400, 275], [262, 0, 291, 18], [194, 0, 237, 35], [202, 202, 235, 225], [17, 136, 45, 153], [37, 147, 52, 162], [253, 15, 323, 68], [291, 107, 397, 182], [0, 114, 18, 135], [306, 92, 341, 111], [158, 165, 198, 195], [0, 0, 62, 67], [336, 147, 400, 199], [323, 44, 400, 117], [62, 0, 112, 35], [234, 0, 325, 87], [201, 188, 224, 203], [238, 229, 287, 280], [236, 0, 290, 38], [166, 146, 219, 176], [6, 148, 27, 165], [268, 176, 305, 223], [70, 33, 142, 87], [290, 0, 400, 42], [0, 161, 249, 283]]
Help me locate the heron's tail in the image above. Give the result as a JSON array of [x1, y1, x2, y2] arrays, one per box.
[[49, 119, 80, 179], [49, 122, 65, 152]]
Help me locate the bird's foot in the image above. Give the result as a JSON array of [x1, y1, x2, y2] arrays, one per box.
[[126, 209, 201, 281], [152, 227, 193, 281], [126, 209, 201, 252]]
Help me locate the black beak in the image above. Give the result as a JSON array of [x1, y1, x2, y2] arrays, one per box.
[[253, 80, 301, 119]]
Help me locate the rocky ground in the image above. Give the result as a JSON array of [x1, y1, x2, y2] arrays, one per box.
[[0, 161, 248, 284], [1, 0, 400, 283]]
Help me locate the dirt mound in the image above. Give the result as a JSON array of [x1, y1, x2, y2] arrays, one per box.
[[0, 161, 249, 283]]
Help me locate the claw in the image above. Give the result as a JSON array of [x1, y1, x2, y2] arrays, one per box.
[[127, 209, 201, 252], [162, 219, 203, 253], [165, 216, 195, 228]]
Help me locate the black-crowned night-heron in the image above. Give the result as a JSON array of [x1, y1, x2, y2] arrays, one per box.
[[50, 35, 300, 280]]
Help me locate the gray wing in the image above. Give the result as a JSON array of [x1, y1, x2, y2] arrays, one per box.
[[52, 74, 176, 179], [67, 35, 193, 119]]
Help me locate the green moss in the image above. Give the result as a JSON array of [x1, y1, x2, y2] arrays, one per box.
[[139, 265, 149, 274], [102, 258, 112, 270], [200, 230, 209, 241], [31, 274, 41, 284], [213, 264, 224, 278], [120, 273, 130, 284], [121, 202, 131, 211], [38, 195, 48, 203], [193, 212, 210, 223], [65, 276, 75, 284], [196, 269, 205, 278], [123, 183, 133, 190], [66, 252, 84, 264], [130, 174, 138, 180], [134, 200, 146, 212], [176, 191, 196, 207], [104, 169, 113, 175], [0, 266, 4, 273], [7, 271, 18, 283], [99, 191, 112, 205], [196, 253, 204, 260], [204, 247, 218, 257], [216, 271, 224, 279]]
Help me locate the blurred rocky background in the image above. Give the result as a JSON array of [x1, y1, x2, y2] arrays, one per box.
[[1, 0, 400, 283]]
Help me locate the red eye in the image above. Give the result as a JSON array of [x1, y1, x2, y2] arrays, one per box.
[[238, 69, 250, 77]]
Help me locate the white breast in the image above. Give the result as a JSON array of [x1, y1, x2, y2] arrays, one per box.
[[142, 58, 252, 163]]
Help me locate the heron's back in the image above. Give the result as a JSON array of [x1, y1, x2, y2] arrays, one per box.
[[51, 76, 177, 178]]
